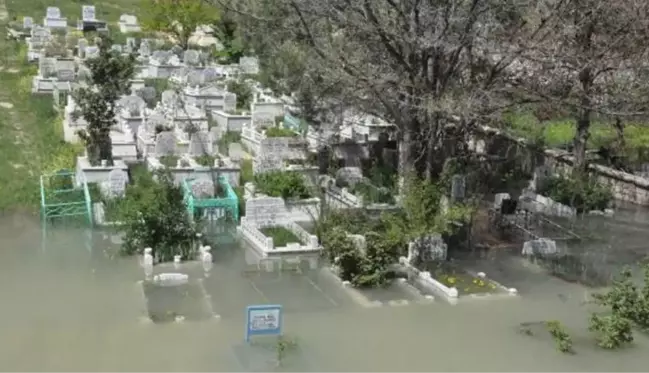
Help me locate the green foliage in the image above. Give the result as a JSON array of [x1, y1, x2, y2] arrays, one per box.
[[72, 36, 135, 166], [276, 335, 298, 366], [159, 155, 180, 168], [589, 313, 634, 349], [211, 10, 244, 64], [226, 80, 252, 111], [319, 212, 404, 288], [195, 154, 218, 167], [349, 180, 395, 205], [261, 227, 301, 247], [265, 126, 298, 138], [139, 0, 219, 49], [240, 159, 253, 184], [217, 130, 241, 154], [589, 267, 637, 349], [254, 171, 311, 199], [538, 175, 612, 212], [546, 321, 574, 354], [118, 170, 198, 262], [143, 78, 170, 106]]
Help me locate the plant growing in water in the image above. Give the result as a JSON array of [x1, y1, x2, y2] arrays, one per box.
[[275, 335, 298, 367]]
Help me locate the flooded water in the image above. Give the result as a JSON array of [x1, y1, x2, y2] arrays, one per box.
[[1, 213, 649, 371]]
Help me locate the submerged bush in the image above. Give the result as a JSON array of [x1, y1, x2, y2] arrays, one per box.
[[538, 175, 612, 212]]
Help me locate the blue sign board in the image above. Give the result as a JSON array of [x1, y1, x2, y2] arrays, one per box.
[[245, 304, 283, 342]]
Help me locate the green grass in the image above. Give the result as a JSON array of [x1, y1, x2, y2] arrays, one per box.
[[503, 110, 649, 152], [265, 126, 298, 138], [260, 226, 302, 247]]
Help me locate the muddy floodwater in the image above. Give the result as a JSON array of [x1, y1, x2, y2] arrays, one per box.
[[1, 213, 649, 372]]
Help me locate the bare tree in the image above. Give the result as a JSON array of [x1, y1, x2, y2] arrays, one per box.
[[515, 0, 649, 173], [220, 0, 557, 182]]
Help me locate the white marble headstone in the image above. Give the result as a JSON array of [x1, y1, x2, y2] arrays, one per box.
[[228, 143, 244, 162], [223, 93, 237, 112], [57, 69, 75, 81], [85, 46, 99, 58], [46, 7, 61, 19], [239, 56, 259, 75], [107, 169, 128, 197], [23, 16, 34, 29], [82, 5, 96, 21]]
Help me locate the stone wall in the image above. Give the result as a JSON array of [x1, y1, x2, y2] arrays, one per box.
[[473, 125, 649, 205]]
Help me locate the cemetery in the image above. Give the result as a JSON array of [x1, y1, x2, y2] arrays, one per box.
[[16, 2, 649, 335]]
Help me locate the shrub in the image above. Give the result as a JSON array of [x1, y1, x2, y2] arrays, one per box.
[[254, 171, 311, 199], [265, 126, 297, 138], [538, 175, 612, 212], [118, 170, 198, 262], [546, 321, 574, 354], [349, 180, 395, 204]]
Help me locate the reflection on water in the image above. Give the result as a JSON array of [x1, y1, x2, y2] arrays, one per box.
[[1, 214, 649, 371]]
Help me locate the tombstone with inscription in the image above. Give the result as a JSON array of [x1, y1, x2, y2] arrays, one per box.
[[407, 234, 448, 264], [223, 93, 237, 112], [522, 238, 558, 257], [38, 57, 57, 78], [106, 169, 128, 198], [44, 7, 67, 29], [154, 131, 177, 156], [118, 14, 141, 33], [228, 143, 245, 162], [189, 131, 213, 156], [85, 46, 99, 59], [531, 165, 552, 192], [138, 40, 151, 57], [450, 174, 466, 202], [23, 16, 34, 30], [239, 56, 259, 75], [57, 69, 75, 82], [183, 50, 200, 66], [78, 5, 107, 32]]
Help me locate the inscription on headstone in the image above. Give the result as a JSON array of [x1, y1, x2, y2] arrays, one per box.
[[82, 5, 96, 21], [46, 7, 61, 19], [450, 174, 466, 202], [57, 69, 75, 81], [107, 169, 128, 197]]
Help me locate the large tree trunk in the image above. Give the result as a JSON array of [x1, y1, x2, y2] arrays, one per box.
[[398, 120, 419, 192], [99, 134, 114, 166], [572, 114, 590, 174]]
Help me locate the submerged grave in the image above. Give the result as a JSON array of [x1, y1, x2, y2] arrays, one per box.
[[141, 278, 215, 323]]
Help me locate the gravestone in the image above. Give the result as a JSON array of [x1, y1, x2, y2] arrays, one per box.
[[161, 90, 177, 108], [107, 169, 128, 198], [77, 65, 91, 81], [111, 44, 123, 53], [46, 7, 61, 19], [228, 143, 244, 162], [138, 40, 151, 57], [39, 57, 56, 78], [408, 234, 448, 264], [189, 131, 213, 156], [493, 193, 512, 211], [183, 50, 200, 66], [531, 165, 552, 192], [334, 167, 363, 186], [190, 179, 215, 199], [154, 131, 177, 156], [57, 69, 75, 81], [239, 56, 259, 75], [522, 238, 558, 257], [85, 46, 99, 58], [223, 93, 237, 112], [450, 174, 466, 202], [126, 37, 137, 51], [77, 38, 88, 54], [23, 16, 34, 29], [244, 197, 287, 226], [82, 5, 96, 21]]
